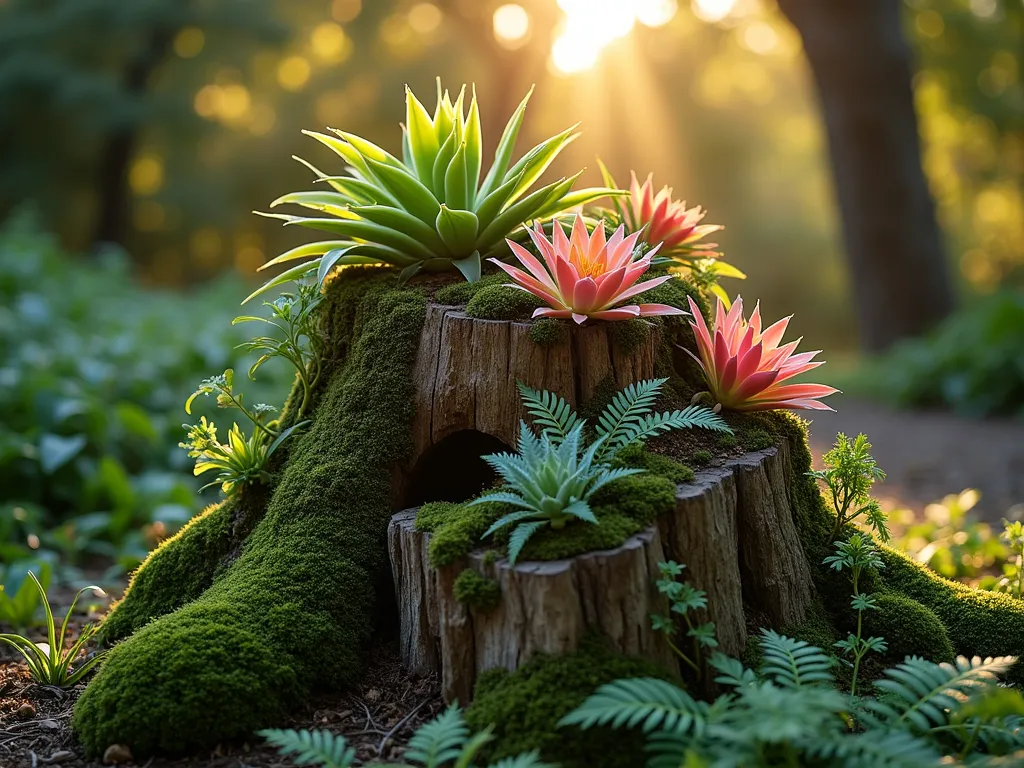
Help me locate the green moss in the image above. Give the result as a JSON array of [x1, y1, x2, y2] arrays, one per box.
[[609, 318, 650, 355], [98, 499, 234, 645], [417, 500, 507, 568], [465, 637, 674, 768], [517, 513, 642, 561], [613, 442, 693, 484], [73, 271, 428, 757], [465, 283, 543, 321], [862, 592, 954, 662], [433, 272, 506, 305], [591, 473, 676, 525], [691, 449, 712, 467], [716, 433, 737, 449], [740, 427, 775, 452], [529, 317, 568, 347], [453, 569, 501, 613]]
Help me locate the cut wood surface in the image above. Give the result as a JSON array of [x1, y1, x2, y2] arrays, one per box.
[[388, 439, 816, 703]]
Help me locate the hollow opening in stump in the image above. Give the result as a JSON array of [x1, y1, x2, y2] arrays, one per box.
[[402, 429, 512, 507]]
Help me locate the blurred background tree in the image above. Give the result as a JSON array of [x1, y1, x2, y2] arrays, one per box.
[[0, 0, 1020, 351]]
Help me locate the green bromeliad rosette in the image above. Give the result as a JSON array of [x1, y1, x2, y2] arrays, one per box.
[[252, 79, 619, 299]]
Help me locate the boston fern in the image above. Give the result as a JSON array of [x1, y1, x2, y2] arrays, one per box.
[[260, 704, 553, 768], [252, 79, 618, 298], [472, 379, 728, 565], [561, 630, 1024, 767]]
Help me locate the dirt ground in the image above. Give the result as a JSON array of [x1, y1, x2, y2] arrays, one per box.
[[0, 610, 442, 768], [804, 396, 1024, 523]]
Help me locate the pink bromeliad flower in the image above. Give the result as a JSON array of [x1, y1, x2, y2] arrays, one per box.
[[684, 295, 839, 412], [491, 215, 687, 325], [629, 172, 722, 254]]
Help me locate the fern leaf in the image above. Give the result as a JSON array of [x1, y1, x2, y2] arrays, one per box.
[[803, 729, 941, 768], [405, 703, 469, 767], [507, 521, 545, 565], [758, 630, 835, 688], [865, 655, 1016, 734], [517, 382, 580, 443], [258, 728, 355, 768], [559, 677, 707, 736], [487, 751, 558, 768], [595, 378, 666, 446]]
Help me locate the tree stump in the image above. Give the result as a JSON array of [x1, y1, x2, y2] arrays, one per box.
[[395, 305, 660, 507], [388, 440, 817, 703]]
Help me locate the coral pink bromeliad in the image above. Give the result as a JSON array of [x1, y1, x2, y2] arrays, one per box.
[[684, 295, 838, 412], [491, 216, 686, 324], [630, 172, 722, 254]]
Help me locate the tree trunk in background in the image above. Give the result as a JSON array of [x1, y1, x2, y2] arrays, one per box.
[[776, 0, 955, 352], [93, 29, 173, 250]]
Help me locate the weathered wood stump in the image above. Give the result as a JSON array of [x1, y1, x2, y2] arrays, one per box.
[[394, 305, 660, 506], [388, 440, 817, 703]]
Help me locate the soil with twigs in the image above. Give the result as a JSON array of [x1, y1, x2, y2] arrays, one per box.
[[1, 618, 442, 768]]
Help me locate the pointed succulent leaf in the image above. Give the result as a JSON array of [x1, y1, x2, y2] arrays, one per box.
[[405, 85, 440, 182], [478, 86, 534, 200], [436, 206, 479, 254]]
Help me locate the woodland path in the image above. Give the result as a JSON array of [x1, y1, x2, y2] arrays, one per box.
[[805, 395, 1024, 522]]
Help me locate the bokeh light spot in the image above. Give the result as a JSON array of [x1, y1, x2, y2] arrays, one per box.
[[692, 0, 735, 23], [915, 10, 944, 39], [331, 0, 362, 23], [173, 27, 205, 59], [277, 56, 311, 91], [311, 22, 352, 64], [129, 156, 164, 196], [408, 3, 443, 34], [493, 4, 530, 47], [636, 0, 677, 27]]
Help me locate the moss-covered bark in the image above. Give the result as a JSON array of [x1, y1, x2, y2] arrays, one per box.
[[73, 274, 428, 756]]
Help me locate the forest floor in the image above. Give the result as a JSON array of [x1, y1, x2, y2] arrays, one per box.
[[804, 395, 1024, 523], [3, 398, 1023, 767], [0, 591, 443, 768]]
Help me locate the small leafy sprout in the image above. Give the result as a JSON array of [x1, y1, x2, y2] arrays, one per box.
[[0, 572, 107, 687], [650, 560, 717, 678], [809, 432, 888, 542], [470, 422, 643, 565], [260, 703, 553, 768], [181, 369, 308, 495], [824, 533, 886, 696], [475, 380, 729, 565], [233, 280, 325, 422]]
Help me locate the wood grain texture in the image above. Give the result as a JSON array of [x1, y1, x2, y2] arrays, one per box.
[[388, 438, 818, 703]]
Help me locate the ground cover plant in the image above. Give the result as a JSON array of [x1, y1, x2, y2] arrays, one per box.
[[0, 213, 295, 590]]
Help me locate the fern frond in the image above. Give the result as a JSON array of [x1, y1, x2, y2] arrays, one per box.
[[644, 731, 706, 768], [559, 677, 707, 736], [258, 728, 355, 768], [404, 703, 469, 767], [802, 729, 941, 768], [517, 382, 580, 443], [487, 750, 558, 768], [595, 378, 666, 446], [865, 655, 1016, 734], [758, 630, 835, 688]]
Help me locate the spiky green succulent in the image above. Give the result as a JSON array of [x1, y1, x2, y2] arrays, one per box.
[[251, 81, 619, 300]]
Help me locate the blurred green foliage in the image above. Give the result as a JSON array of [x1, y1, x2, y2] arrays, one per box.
[[889, 488, 1024, 595], [0, 212, 293, 586], [841, 292, 1024, 418]]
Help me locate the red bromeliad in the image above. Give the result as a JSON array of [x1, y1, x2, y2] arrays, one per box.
[[684, 295, 838, 412], [491, 215, 687, 324]]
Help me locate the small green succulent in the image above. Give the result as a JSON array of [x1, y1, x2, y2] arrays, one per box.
[[471, 422, 642, 565], [252, 79, 619, 300]]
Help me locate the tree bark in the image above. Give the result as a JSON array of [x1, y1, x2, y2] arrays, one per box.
[[395, 305, 660, 507], [389, 440, 816, 702], [776, 0, 955, 351], [93, 28, 174, 250]]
